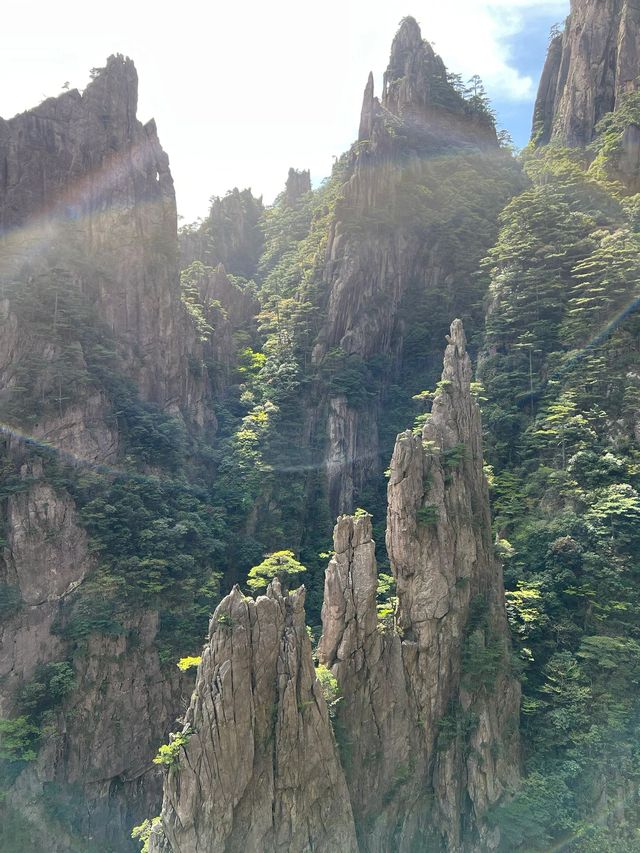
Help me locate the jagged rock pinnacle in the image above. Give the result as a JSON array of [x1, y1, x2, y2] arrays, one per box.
[[150, 581, 358, 853], [316, 320, 521, 850], [283, 167, 311, 205], [358, 71, 376, 141], [382, 16, 443, 118], [533, 0, 640, 146], [83, 54, 138, 125]]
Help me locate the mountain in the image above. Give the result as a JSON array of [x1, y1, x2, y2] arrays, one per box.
[[2, 3, 640, 851], [0, 55, 221, 851], [149, 320, 519, 853], [533, 0, 640, 147]]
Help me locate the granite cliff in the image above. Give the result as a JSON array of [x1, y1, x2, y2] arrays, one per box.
[[0, 56, 216, 850], [3, 4, 639, 850], [151, 322, 520, 853], [309, 17, 518, 515], [533, 0, 640, 147]]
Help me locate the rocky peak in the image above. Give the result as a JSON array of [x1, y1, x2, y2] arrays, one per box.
[[311, 17, 506, 518], [283, 167, 311, 205], [533, 0, 640, 146], [385, 320, 520, 848], [382, 16, 444, 117], [358, 71, 376, 141], [314, 321, 521, 850], [181, 187, 264, 279], [150, 581, 358, 853], [82, 54, 138, 136], [0, 57, 213, 850]]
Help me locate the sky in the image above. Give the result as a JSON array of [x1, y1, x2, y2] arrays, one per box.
[[1, 0, 569, 222]]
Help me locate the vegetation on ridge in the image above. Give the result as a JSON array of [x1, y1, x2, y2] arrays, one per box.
[[481, 135, 640, 849]]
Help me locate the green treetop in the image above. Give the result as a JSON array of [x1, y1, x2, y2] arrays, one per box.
[[247, 550, 307, 593]]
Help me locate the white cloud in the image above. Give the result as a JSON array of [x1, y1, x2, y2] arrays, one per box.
[[0, 0, 569, 219], [422, 0, 569, 99]]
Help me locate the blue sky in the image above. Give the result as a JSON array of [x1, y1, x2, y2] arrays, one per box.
[[492, 9, 566, 147], [1, 1, 569, 220]]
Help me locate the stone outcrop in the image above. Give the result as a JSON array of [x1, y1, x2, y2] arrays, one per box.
[[0, 56, 209, 850], [149, 582, 358, 853], [180, 187, 264, 280], [318, 514, 414, 849], [0, 54, 212, 419], [319, 320, 520, 852], [310, 17, 513, 516], [533, 0, 640, 147], [283, 168, 311, 206]]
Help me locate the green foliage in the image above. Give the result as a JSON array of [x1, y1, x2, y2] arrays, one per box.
[[0, 660, 76, 765], [481, 142, 640, 848], [246, 550, 307, 592], [354, 507, 371, 519], [317, 348, 375, 410], [37, 462, 225, 661], [460, 595, 506, 691], [0, 584, 21, 620], [18, 661, 75, 718], [180, 262, 217, 342], [443, 442, 468, 470], [462, 629, 505, 691], [376, 573, 397, 629], [0, 717, 39, 763], [131, 817, 160, 853], [315, 664, 340, 716], [590, 85, 640, 185], [153, 731, 191, 767], [437, 704, 478, 752], [416, 504, 438, 526], [176, 656, 201, 672]]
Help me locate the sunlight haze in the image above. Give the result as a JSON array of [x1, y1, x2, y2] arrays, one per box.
[[2, 0, 569, 220]]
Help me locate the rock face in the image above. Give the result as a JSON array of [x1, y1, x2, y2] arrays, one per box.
[[155, 321, 520, 853], [310, 17, 512, 516], [533, 0, 640, 147], [283, 168, 311, 206], [318, 514, 414, 850], [180, 187, 264, 280], [0, 57, 208, 851], [0, 54, 211, 417], [320, 321, 521, 852], [150, 582, 358, 853]]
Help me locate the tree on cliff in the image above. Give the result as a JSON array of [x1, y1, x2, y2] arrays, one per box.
[[247, 550, 307, 593]]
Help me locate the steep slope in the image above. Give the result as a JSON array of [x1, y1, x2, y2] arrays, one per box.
[[533, 0, 640, 147], [148, 583, 358, 853], [311, 18, 516, 516], [0, 54, 210, 416], [0, 57, 219, 851], [319, 321, 520, 852], [481, 57, 640, 850], [208, 18, 521, 621]]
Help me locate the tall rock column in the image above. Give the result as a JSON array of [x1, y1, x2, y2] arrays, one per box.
[[150, 582, 358, 853], [318, 514, 413, 846], [533, 0, 640, 147], [386, 319, 520, 849], [320, 320, 520, 852]]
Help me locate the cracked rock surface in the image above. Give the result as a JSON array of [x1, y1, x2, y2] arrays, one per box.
[[150, 581, 358, 853]]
